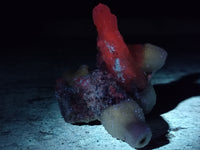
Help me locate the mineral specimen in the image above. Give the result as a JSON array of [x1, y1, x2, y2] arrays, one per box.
[[55, 3, 167, 149]]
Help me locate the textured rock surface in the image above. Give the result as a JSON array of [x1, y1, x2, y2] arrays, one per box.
[[56, 69, 128, 123]]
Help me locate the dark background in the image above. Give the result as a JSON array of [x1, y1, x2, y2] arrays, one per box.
[[0, 1, 200, 149], [1, 1, 200, 63]]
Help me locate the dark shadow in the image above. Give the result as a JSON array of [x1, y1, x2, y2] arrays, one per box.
[[140, 73, 200, 149], [139, 116, 169, 150], [73, 120, 101, 126], [150, 73, 200, 116]]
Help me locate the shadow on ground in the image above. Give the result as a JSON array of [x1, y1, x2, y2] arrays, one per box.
[[151, 73, 200, 115], [141, 72, 200, 149]]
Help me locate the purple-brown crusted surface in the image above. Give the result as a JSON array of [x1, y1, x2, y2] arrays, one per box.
[[56, 79, 96, 123], [56, 69, 128, 123]]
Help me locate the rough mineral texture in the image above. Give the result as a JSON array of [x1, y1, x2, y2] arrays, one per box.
[[56, 69, 129, 123]]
